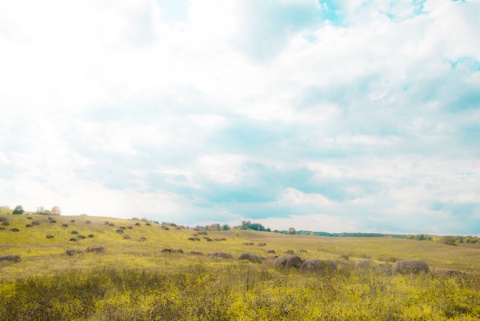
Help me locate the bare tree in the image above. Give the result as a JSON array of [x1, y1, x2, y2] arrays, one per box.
[[51, 206, 61, 216]]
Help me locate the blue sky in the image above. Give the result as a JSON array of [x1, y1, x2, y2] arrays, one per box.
[[1, 0, 479, 235]]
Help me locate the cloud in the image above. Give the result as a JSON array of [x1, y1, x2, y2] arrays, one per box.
[[1, 0, 479, 234], [232, 0, 321, 61]]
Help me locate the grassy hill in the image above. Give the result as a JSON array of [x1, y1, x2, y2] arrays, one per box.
[[1, 212, 479, 278], [1, 211, 480, 320]]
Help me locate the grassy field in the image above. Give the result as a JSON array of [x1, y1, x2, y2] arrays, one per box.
[[1, 210, 480, 320]]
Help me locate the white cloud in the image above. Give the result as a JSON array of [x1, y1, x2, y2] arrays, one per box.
[[1, 0, 479, 234]]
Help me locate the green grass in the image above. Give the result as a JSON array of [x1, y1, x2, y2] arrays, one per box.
[[1, 211, 480, 320]]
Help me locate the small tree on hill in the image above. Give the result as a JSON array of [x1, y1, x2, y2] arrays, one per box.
[[13, 205, 24, 215], [51, 206, 61, 216], [288, 227, 296, 235]]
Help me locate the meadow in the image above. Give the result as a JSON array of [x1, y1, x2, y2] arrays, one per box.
[[1, 209, 479, 320]]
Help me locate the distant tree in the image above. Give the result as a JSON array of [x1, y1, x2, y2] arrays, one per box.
[[240, 221, 269, 231], [222, 224, 230, 231], [442, 236, 456, 246], [13, 205, 24, 215], [209, 223, 220, 231], [241, 221, 251, 230], [288, 227, 296, 235], [51, 206, 61, 216], [36, 207, 45, 214]]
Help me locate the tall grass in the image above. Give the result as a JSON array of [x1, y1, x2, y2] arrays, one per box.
[[1, 263, 479, 320]]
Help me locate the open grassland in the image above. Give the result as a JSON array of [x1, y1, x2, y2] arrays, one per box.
[[1, 211, 480, 320]]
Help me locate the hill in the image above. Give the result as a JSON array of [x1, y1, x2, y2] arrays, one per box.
[[1, 212, 479, 278], [1, 212, 480, 320]]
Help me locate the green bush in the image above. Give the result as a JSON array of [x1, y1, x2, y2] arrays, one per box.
[[12, 205, 24, 215]]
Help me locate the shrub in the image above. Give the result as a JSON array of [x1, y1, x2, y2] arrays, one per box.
[[12, 205, 24, 215], [301, 259, 337, 274], [86, 247, 105, 253], [238, 253, 264, 263], [207, 252, 233, 259], [0, 255, 21, 263], [393, 260, 430, 274], [274, 256, 303, 269]]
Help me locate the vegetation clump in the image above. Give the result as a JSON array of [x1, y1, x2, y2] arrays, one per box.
[[0, 255, 21, 263], [238, 253, 264, 263], [274, 256, 303, 269], [208, 252, 233, 259], [393, 260, 430, 274], [301, 259, 337, 274]]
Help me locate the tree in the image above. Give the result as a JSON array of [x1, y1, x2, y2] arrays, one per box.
[[12, 205, 24, 215], [222, 224, 230, 231], [288, 227, 296, 235], [209, 223, 220, 231], [241, 221, 251, 230], [415, 234, 426, 241], [51, 206, 61, 216]]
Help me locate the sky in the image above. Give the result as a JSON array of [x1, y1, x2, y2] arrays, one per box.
[[1, 0, 479, 235]]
